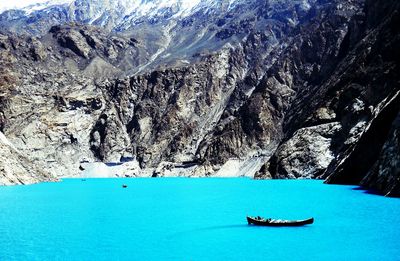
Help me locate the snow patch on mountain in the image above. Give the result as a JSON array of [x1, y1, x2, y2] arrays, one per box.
[[0, 0, 73, 14], [1, 0, 243, 22]]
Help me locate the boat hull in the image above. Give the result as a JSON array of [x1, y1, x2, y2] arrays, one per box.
[[247, 216, 314, 227]]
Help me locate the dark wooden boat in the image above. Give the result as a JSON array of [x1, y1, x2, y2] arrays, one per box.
[[247, 216, 314, 227], [122, 184, 128, 188]]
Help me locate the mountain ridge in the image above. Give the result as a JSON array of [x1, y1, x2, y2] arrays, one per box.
[[0, 0, 399, 196]]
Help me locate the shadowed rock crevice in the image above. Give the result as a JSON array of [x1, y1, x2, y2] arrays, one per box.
[[90, 114, 108, 161], [360, 110, 400, 197], [325, 91, 400, 185]]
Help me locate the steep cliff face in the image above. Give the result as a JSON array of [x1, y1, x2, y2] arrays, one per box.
[[323, 0, 400, 196], [256, 0, 400, 196], [361, 111, 400, 196]]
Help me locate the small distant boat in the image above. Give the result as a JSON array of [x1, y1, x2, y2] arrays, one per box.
[[81, 179, 86, 181], [247, 216, 314, 227], [122, 184, 128, 188]]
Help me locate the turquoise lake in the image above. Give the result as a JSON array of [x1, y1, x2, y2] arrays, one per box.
[[0, 178, 399, 260]]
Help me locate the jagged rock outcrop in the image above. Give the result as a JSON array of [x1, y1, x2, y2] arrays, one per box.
[[322, 0, 400, 196], [243, 0, 365, 178], [256, 0, 400, 196], [48, 24, 144, 73], [0, 131, 55, 185], [263, 122, 342, 179], [103, 50, 245, 171]]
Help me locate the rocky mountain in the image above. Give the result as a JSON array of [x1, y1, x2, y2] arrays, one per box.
[[0, 0, 318, 74], [0, 0, 327, 182], [0, 0, 398, 196], [255, 0, 400, 197]]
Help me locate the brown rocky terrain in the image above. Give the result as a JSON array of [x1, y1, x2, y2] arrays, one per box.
[[0, 24, 142, 183], [1, 0, 330, 183], [0, 0, 399, 196]]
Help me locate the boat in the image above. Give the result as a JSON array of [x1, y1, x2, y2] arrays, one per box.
[[122, 184, 128, 188], [247, 216, 314, 227]]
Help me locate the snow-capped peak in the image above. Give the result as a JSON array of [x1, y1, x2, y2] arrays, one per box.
[[123, 0, 203, 17], [0, 0, 73, 14], [0, 0, 244, 34], [1, 0, 241, 19]]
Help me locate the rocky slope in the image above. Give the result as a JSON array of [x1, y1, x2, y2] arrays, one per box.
[[0, 0, 322, 74], [81, 0, 362, 177], [256, 0, 400, 196], [0, 131, 56, 185], [0, 0, 334, 183], [0, 0, 399, 196], [0, 24, 142, 184]]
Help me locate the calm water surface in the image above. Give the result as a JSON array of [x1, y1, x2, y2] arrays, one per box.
[[0, 179, 399, 260]]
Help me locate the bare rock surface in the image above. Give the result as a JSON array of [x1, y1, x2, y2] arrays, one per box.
[[256, 0, 400, 196], [265, 123, 342, 179], [0, 0, 399, 195], [0, 131, 56, 185]]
